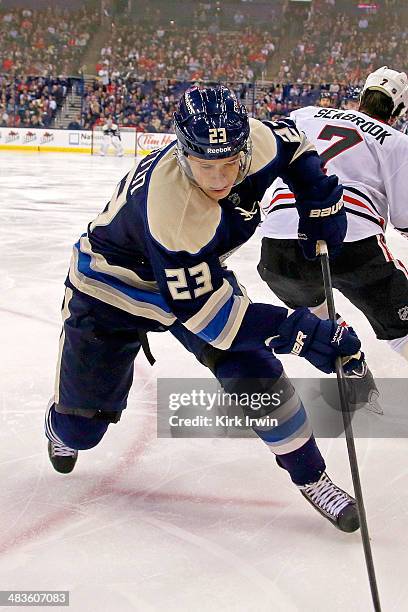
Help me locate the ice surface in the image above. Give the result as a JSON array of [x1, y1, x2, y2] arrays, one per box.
[[0, 152, 407, 612]]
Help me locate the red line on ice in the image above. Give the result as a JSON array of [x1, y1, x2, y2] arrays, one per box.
[[110, 486, 285, 509], [0, 367, 155, 556]]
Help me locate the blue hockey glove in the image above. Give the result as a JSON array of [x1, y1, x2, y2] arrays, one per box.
[[297, 178, 346, 260], [267, 308, 364, 374]]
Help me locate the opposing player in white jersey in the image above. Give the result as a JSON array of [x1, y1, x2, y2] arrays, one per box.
[[100, 116, 124, 157], [258, 66, 408, 366]]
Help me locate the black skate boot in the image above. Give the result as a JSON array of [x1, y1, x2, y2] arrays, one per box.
[[48, 440, 78, 474], [320, 361, 382, 415], [299, 472, 360, 532], [345, 361, 382, 414], [45, 401, 78, 474]]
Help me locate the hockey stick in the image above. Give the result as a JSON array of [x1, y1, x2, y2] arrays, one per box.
[[317, 240, 382, 612]]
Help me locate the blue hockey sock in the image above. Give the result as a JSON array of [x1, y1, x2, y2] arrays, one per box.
[[275, 435, 326, 486]]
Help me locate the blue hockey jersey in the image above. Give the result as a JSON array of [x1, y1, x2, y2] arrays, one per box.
[[67, 117, 342, 351]]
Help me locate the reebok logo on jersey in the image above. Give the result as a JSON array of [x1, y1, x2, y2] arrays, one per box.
[[291, 331, 307, 355], [331, 325, 344, 345], [309, 200, 343, 218]]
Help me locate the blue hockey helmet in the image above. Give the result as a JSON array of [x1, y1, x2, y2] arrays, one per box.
[[173, 85, 252, 184], [174, 85, 250, 159]]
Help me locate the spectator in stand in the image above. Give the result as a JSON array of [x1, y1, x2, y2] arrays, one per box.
[[277, 0, 407, 85], [2, 1, 405, 133], [0, 6, 99, 76], [67, 115, 83, 130], [93, 17, 277, 84], [0, 62, 80, 127]]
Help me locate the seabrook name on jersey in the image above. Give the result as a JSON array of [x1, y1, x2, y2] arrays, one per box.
[[314, 108, 392, 145]]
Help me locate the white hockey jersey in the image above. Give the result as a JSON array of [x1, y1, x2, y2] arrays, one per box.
[[102, 123, 121, 138], [260, 106, 408, 242]]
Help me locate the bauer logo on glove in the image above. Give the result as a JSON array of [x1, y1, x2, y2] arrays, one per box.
[[268, 307, 364, 375], [295, 174, 346, 260], [291, 330, 308, 355], [309, 199, 344, 218]]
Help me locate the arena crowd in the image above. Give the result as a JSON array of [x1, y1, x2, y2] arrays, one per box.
[[0, 1, 407, 132]]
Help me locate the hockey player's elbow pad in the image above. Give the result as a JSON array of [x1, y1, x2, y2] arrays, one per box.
[[267, 308, 363, 374]]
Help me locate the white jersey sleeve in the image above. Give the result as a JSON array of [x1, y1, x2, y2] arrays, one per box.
[[383, 143, 408, 233], [260, 105, 408, 242], [103, 123, 120, 137]]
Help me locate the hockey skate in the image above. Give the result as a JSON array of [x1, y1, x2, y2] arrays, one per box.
[[299, 472, 360, 532], [47, 440, 78, 474], [344, 361, 382, 414], [45, 401, 78, 474], [320, 361, 383, 415]]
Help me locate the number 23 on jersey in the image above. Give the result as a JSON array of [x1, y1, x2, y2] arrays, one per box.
[[165, 263, 213, 300]]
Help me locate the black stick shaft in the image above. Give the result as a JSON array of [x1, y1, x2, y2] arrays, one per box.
[[318, 241, 381, 612]]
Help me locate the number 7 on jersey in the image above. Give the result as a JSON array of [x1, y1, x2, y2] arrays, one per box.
[[318, 125, 363, 171]]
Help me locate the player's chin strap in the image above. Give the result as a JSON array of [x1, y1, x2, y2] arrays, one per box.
[[137, 329, 156, 365], [174, 140, 253, 188]]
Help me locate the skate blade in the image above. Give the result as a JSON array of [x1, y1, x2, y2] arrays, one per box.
[[349, 401, 383, 414], [358, 391, 384, 415], [349, 385, 384, 414], [364, 398, 384, 415]]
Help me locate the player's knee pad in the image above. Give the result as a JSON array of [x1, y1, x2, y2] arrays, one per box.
[[240, 372, 297, 419]]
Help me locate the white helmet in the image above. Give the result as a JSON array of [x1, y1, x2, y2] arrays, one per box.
[[362, 66, 408, 117]]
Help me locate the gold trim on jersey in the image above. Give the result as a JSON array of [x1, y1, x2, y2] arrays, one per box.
[[183, 279, 233, 334], [210, 294, 250, 350], [80, 235, 159, 292], [54, 287, 73, 405], [291, 130, 316, 163], [247, 118, 278, 175], [69, 247, 176, 325], [147, 149, 222, 254], [147, 119, 315, 256], [90, 162, 139, 231], [251, 118, 315, 169]]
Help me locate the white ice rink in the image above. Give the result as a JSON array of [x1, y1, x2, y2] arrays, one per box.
[[1, 151, 407, 612]]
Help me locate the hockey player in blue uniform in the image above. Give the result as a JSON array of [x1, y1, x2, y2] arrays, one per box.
[[45, 85, 364, 532]]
